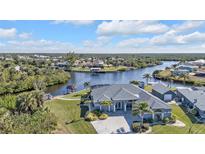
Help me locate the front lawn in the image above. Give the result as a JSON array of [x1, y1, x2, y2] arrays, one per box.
[[152, 104, 205, 134], [45, 99, 96, 134]]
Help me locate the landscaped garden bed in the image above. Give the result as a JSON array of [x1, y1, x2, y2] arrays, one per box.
[[85, 110, 109, 121]]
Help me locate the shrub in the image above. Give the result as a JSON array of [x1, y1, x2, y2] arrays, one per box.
[[99, 113, 108, 120], [144, 118, 154, 123], [162, 117, 169, 124], [132, 122, 141, 133], [190, 109, 198, 116], [0, 95, 16, 110], [92, 109, 103, 117], [169, 115, 176, 123], [132, 123, 149, 133], [141, 123, 149, 132], [130, 80, 139, 85], [118, 67, 127, 71], [85, 112, 98, 121]]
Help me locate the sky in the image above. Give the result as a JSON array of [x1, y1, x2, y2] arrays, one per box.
[[1, 20, 205, 53]]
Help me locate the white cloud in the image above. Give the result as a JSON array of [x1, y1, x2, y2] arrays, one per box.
[[83, 36, 111, 48], [0, 28, 16, 38], [53, 20, 94, 25], [150, 30, 179, 45], [173, 21, 205, 32], [19, 32, 32, 39], [178, 31, 205, 43], [1, 39, 74, 52], [117, 38, 148, 48], [150, 31, 205, 45], [97, 20, 169, 36]]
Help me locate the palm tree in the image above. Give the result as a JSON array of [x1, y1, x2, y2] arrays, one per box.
[[100, 100, 112, 112], [33, 79, 46, 91], [132, 101, 151, 131], [179, 73, 189, 85], [143, 73, 152, 85], [83, 82, 90, 89], [16, 92, 37, 114], [169, 73, 176, 88], [32, 90, 45, 107]]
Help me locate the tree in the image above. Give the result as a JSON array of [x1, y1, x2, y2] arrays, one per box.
[[100, 100, 112, 111], [179, 73, 189, 85], [130, 80, 139, 85], [83, 82, 90, 89], [132, 101, 151, 132], [169, 73, 176, 88], [16, 92, 37, 114], [32, 90, 45, 107], [33, 79, 46, 91], [66, 84, 76, 93], [143, 73, 152, 85], [65, 52, 78, 67]]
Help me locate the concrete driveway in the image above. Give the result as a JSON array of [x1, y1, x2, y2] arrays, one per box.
[[91, 116, 132, 134]]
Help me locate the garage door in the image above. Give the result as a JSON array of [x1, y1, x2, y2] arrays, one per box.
[[164, 94, 172, 101]]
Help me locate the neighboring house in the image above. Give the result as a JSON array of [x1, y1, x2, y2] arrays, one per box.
[[187, 59, 205, 66], [93, 59, 104, 68], [195, 71, 205, 77], [171, 69, 190, 76], [192, 86, 205, 91], [176, 65, 198, 72], [89, 84, 171, 120], [55, 62, 70, 70], [152, 83, 176, 102], [176, 88, 205, 119], [90, 67, 101, 72]]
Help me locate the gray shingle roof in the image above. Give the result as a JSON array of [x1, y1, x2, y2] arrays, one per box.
[[178, 88, 205, 111], [91, 84, 171, 110], [152, 83, 170, 95]]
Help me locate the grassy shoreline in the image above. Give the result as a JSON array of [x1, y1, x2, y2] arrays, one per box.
[[70, 64, 159, 73], [154, 69, 205, 86]]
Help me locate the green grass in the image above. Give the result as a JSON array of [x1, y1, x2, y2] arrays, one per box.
[[144, 85, 153, 92], [158, 69, 172, 78], [71, 66, 129, 72], [152, 104, 205, 134], [63, 89, 89, 99], [71, 67, 90, 72], [102, 66, 128, 72], [45, 99, 96, 134], [157, 69, 205, 86]]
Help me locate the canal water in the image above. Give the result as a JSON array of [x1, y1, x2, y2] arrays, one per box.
[[47, 61, 188, 96]]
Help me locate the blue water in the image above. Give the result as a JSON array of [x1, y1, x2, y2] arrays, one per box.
[[47, 61, 185, 96]]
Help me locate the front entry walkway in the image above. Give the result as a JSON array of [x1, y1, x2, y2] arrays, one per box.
[[91, 116, 132, 134]]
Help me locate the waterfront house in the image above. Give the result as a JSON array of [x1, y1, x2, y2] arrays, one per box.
[[55, 62, 70, 70], [176, 88, 205, 119], [176, 65, 198, 72], [171, 69, 190, 76], [195, 71, 205, 77], [89, 84, 171, 120], [152, 83, 176, 102], [187, 59, 205, 66], [90, 67, 101, 72]]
